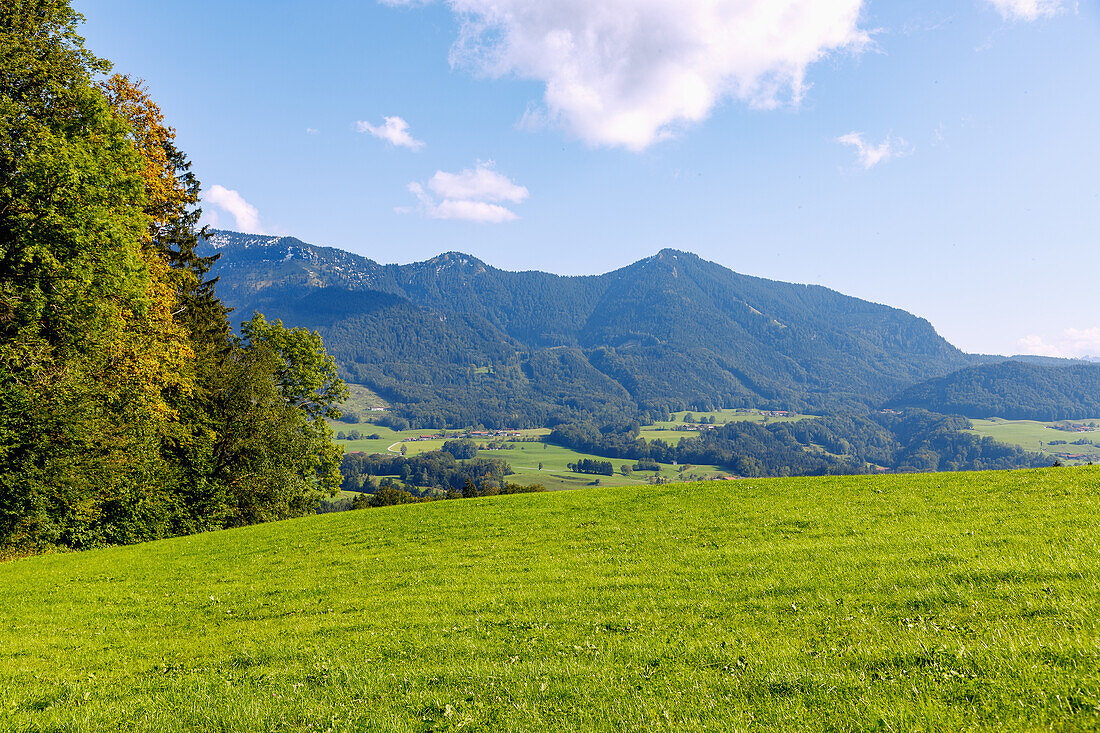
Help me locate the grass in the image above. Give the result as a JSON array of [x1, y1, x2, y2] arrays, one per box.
[[967, 418, 1100, 465], [2, 467, 1100, 731], [336, 383, 390, 421]]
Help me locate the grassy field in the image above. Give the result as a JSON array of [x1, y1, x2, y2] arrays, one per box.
[[337, 383, 390, 420], [3, 467, 1099, 731], [967, 418, 1100, 465]]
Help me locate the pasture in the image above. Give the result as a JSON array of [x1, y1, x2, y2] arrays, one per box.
[[337, 383, 390, 418], [2, 467, 1099, 731], [968, 418, 1100, 465]]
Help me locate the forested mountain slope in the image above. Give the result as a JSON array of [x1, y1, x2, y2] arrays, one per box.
[[202, 230, 976, 427], [886, 361, 1100, 421]]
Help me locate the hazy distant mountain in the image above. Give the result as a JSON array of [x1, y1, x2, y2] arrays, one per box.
[[201, 230, 976, 427], [886, 360, 1100, 421]]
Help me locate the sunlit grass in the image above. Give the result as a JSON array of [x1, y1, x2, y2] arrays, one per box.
[[5, 467, 1096, 731]]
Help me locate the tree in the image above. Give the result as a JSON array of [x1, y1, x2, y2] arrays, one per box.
[[0, 0, 179, 549], [240, 313, 346, 420], [203, 314, 345, 525], [369, 487, 418, 507], [442, 439, 478, 459]]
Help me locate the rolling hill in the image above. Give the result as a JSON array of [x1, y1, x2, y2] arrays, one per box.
[[201, 230, 976, 427], [886, 360, 1100, 421], [4, 468, 1099, 731]]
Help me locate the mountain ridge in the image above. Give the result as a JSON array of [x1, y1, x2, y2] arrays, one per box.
[[200, 229, 979, 427]]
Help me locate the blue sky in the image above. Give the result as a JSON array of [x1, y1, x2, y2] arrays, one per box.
[[74, 0, 1099, 358]]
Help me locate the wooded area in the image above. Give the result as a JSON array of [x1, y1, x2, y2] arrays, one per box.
[[0, 1, 345, 555]]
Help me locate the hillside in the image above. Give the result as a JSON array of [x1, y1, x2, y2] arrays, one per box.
[[886, 360, 1100, 421], [201, 230, 975, 426], [3, 468, 1099, 731]]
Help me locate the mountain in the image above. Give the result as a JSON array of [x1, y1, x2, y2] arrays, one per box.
[[885, 360, 1100, 421], [201, 230, 976, 427]]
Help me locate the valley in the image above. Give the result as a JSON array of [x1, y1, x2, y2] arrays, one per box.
[[206, 226, 1097, 493], [331, 422, 729, 492], [4, 5, 1097, 731]]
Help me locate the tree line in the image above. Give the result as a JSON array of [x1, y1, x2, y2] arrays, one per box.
[[339, 451, 514, 495], [0, 1, 345, 555], [567, 459, 615, 476]]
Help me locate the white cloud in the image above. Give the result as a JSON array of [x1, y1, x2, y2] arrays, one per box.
[[1018, 328, 1100, 359], [356, 116, 425, 150], [203, 185, 266, 233], [306, 127, 320, 135], [982, 0, 1065, 21], [404, 162, 527, 223], [428, 164, 529, 204], [836, 132, 911, 169], [382, 0, 870, 150]]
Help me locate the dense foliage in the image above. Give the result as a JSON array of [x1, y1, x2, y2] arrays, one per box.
[[567, 459, 615, 476], [441, 439, 479, 459], [887, 360, 1100, 421], [201, 232, 978, 428], [549, 410, 1048, 477], [0, 1, 345, 554], [339, 450, 514, 495]]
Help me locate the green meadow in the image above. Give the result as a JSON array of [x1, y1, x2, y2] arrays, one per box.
[[340, 383, 390, 416], [3, 467, 1099, 731], [967, 418, 1100, 465]]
